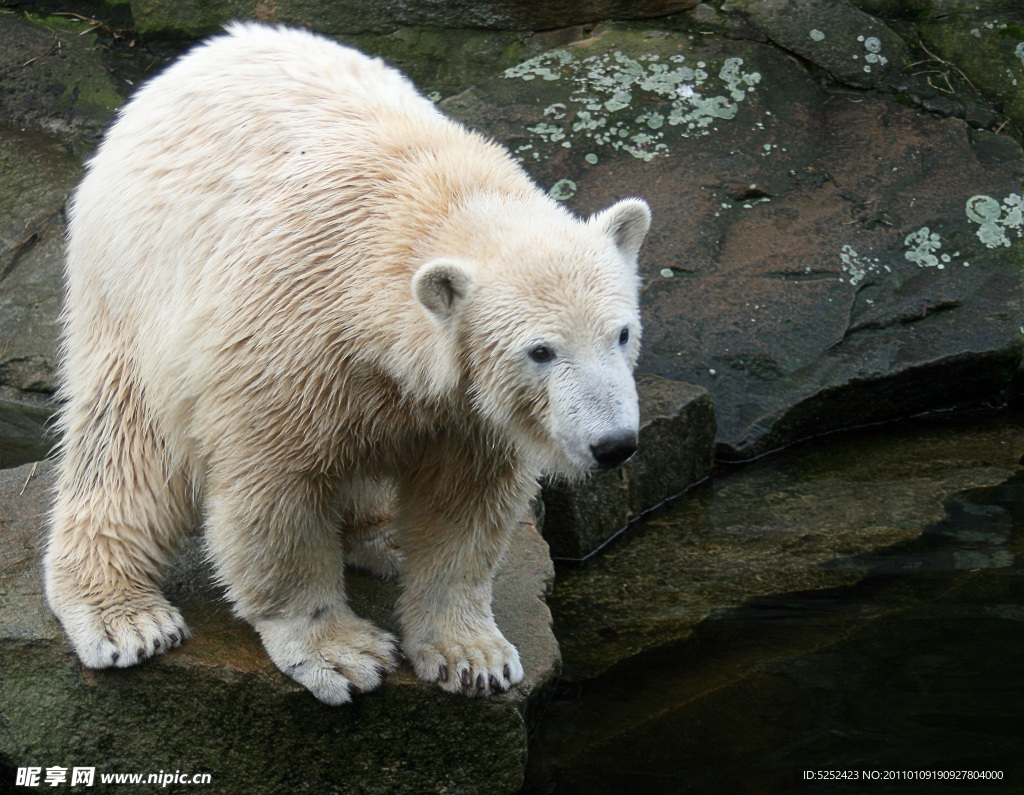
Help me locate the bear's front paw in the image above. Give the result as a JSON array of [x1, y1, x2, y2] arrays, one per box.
[[256, 610, 402, 705], [407, 628, 524, 697], [48, 586, 190, 669]]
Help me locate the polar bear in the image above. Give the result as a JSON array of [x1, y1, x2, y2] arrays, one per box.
[[43, 22, 650, 705]]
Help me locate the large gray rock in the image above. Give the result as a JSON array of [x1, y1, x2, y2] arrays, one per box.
[[0, 462, 559, 793], [0, 123, 78, 466], [5, 9, 1024, 467], [444, 24, 1024, 460]]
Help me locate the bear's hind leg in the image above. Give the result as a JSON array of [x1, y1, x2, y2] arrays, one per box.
[[45, 366, 194, 669], [338, 478, 402, 581], [204, 468, 402, 705]]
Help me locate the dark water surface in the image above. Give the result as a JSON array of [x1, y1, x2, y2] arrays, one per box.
[[525, 414, 1024, 794]]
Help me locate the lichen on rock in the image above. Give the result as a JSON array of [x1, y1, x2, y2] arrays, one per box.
[[503, 45, 762, 164]]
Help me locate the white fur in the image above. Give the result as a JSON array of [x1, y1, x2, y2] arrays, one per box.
[[43, 23, 650, 704]]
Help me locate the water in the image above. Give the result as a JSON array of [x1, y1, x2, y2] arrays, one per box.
[[524, 413, 1024, 793]]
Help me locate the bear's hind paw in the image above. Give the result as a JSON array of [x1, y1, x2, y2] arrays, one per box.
[[257, 612, 402, 705]]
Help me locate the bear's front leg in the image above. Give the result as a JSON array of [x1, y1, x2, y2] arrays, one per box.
[[394, 449, 533, 697], [204, 467, 402, 705]]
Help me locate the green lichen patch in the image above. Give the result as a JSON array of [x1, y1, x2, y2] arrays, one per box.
[[966, 192, 1024, 248], [839, 245, 888, 286], [903, 226, 967, 269], [503, 46, 762, 165], [548, 178, 578, 200], [839, 224, 976, 288]]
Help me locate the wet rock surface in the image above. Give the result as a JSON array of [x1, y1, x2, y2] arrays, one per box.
[[0, 461, 559, 793]]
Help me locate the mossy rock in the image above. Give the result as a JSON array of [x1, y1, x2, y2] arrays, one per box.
[[128, 0, 698, 39], [919, 13, 1024, 136], [0, 14, 125, 144]]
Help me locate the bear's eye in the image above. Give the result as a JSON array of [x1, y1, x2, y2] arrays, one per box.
[[528, 345, 555, 364], [619, 327, 630, 346]]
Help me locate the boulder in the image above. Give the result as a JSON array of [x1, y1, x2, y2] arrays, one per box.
[[0, 14, 115, 461], [0, 123, 79, 467], [443, 23, 1024, 459], [0, 462, 560, 793]]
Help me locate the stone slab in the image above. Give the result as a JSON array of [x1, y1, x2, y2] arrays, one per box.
[[0, 462, 559, 794]]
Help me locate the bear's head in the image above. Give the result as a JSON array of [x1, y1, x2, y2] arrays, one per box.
[[412, 195, 651, 476]]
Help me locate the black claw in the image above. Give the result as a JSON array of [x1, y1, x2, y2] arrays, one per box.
[[376, 665, 389, 681], [475, 673, 485, 690], [136, 647, 145, 661], [489, 674, 500, 691], [503, 664, 510, 681], [349, 682, 362, 696], [460, 668, 472, 688], [391, 646, 405, 664], [438, 663, 449, 683], [110, 651, 120, 665], [153, 639, 161, 650], [168, 633, 178, 645]]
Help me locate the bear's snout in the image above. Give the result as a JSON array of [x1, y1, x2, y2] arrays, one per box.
[[590, 432, 638, 470]]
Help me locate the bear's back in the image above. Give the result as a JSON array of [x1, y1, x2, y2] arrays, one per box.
[[70, 22, 451, 287], [66, 23, 523, 354], [61, 23, 541, 448]]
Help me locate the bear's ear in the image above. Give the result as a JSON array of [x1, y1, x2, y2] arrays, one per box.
[[592, 197, 652, 260], [412, 258, 476, 322]]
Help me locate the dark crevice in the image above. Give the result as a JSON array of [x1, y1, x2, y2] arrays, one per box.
[[839, 299, 964, 344], [0, 208, 61, 283]]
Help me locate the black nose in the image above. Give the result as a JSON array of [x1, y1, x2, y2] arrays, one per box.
[[590, 433, 638, 471]]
